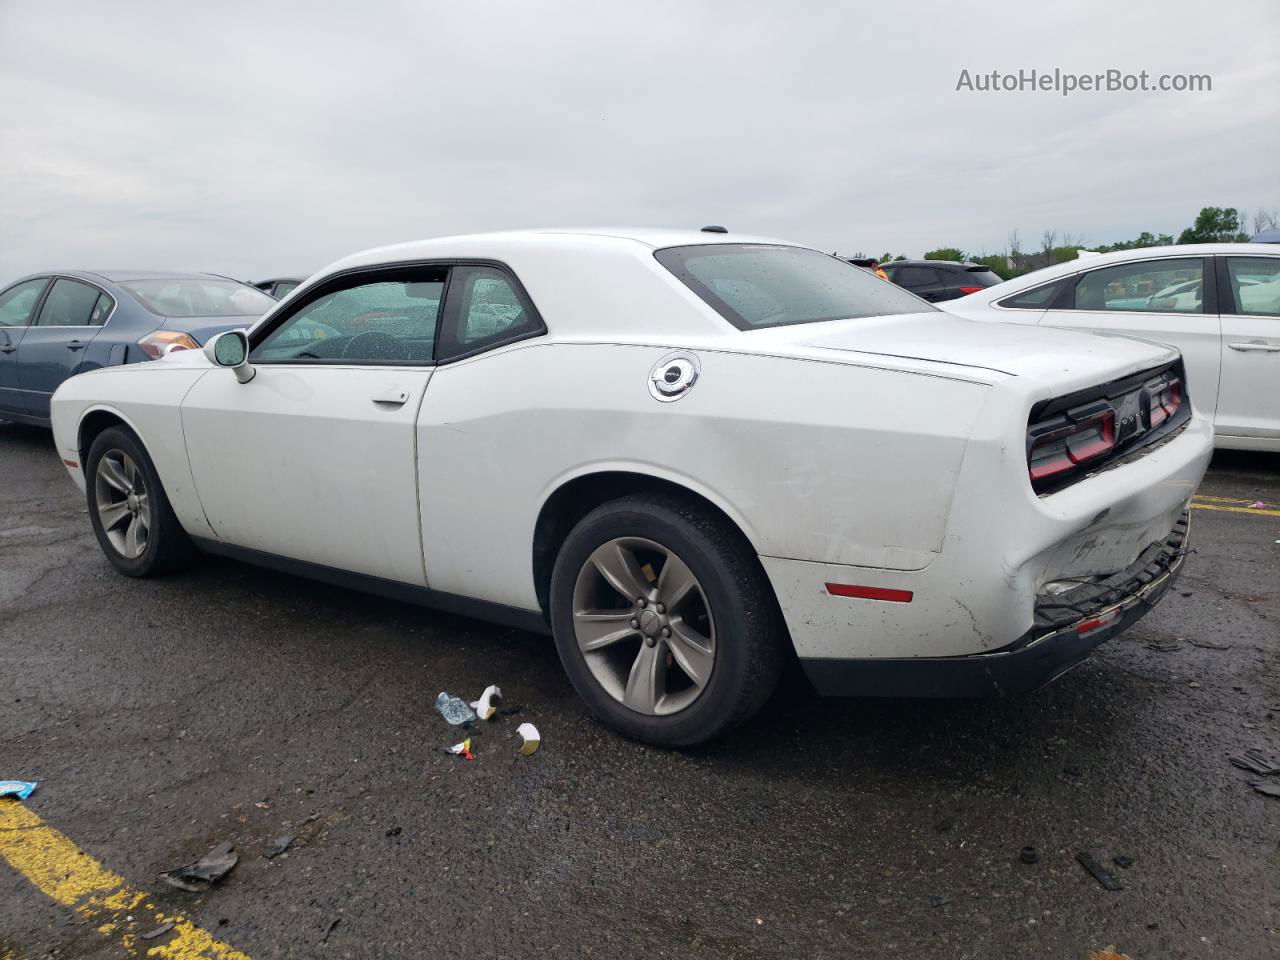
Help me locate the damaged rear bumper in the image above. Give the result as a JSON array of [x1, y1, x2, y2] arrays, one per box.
[[800, 510, 1190, 698]]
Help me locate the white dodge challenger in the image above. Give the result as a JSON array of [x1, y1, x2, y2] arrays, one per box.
[[50, 228, 1212, 745]]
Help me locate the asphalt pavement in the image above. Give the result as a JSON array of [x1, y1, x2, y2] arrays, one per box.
[[1, 421, 1277, 959]]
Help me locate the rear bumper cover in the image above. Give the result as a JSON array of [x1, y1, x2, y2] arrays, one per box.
[[800, 511, 1189, 698]]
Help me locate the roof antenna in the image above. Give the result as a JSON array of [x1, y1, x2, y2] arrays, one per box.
[[700, 225, 728, 234]]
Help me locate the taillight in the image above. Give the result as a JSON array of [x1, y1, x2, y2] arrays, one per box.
[[138, 330, 200, 359], [1027, 400, 1116, 490], [1147, 376, 1182, 427], [957, 286, 983, 295]]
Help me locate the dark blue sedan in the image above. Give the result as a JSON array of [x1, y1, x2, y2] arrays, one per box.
[[0, 270, 275, 427]]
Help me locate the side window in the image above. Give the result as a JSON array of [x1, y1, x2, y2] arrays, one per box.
[[437, 265, 544, 360], [89, 293, 115, 326], [1070, 259, 1204, 314], [1226, 257, 1280, 316], [273, 281, 299, 299], [0, 279, 49, 327], [997, 280, 1063, 310], [251, 269, 445, 364], [895, 266, 940, 287], [36, 279, 102, 326]]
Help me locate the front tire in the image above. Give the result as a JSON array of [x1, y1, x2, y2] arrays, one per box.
[[85, 426, 196, 577], [549, 493, 785, 747]]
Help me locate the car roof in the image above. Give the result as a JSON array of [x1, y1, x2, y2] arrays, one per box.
[[327, 227, 800, 272], [887, 260, 987, 269], [992, 243, 1280, 292], [83, 270, 241, 283]]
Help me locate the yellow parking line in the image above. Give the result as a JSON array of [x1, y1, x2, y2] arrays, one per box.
[[1190, 502, 1280, 518], [0, 801, 250, 960], [1193, 494, 1264, 505]]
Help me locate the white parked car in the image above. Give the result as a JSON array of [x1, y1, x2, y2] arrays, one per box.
[[942, 244, 1280, 451], [50, 229, 1212, 745]]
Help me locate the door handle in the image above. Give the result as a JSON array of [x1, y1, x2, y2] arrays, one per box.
[[65, 340, 87, 351], [371, 388, 410, 406], [1227, 341, 1280, 353], [0, 344, 15, 354]]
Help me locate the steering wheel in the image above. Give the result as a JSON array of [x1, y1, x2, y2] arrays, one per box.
[[342, 331, 409, 361]]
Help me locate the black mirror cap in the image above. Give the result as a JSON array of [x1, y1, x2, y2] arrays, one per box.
[[700, 225, 728, 234]]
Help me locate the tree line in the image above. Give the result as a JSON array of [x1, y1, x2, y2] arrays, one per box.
[[861, 206, 1278, 280]]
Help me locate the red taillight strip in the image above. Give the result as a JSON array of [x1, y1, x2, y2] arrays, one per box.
[[825, 583, 914, 603], [62, 459, 79, 468], [957, 286, 983, 295]]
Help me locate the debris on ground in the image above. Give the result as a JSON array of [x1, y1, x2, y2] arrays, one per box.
[[516, 722, 541, 756], [1188, 638, 1231, 650], [385, 826, 402, 837], [935, 817, 953, 832], [1076, 851, 1123, 891], [470, 685, 502, 720], [1063, 763, 1083, 777], [139, 921, 176, 941], [265, 835, 295, 859], [435, 691, 477, 725], [321, 917, 340, 943], [1113, 854, 1134, 869], [1251, 781, 1280, 798], [0, 780, 37, 800], [1144, 640, 1180, 652], [928, 895, 949, 908], [1229, 748, 1280, 775], [1248, 501, 1266, 509], [1019, 846, 1039, 864], [497, 703, 523, 717], [1088, 948, 1130, 960], [159, 841, 239, 892], [442, 737, 475, 761]]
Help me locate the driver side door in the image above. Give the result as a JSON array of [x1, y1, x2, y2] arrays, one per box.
[[179, 265, 445, 585]]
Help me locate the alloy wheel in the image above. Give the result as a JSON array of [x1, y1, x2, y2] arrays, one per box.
[[571, 536, 716, 716], [94, 450, 150, 559]]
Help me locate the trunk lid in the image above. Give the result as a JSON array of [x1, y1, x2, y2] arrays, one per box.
[[784, 312, 1178, 386]]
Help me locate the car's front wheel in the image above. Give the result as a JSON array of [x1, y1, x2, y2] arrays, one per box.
[[85, 425, 196, 577], [549, 493, 785, 747]]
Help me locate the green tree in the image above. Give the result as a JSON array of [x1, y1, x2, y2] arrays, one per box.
[[922, 247, 966, 261], [1177, 206, 1249, 244], [1095, 231, 1175, 253], [969, 254, 1014, 280]]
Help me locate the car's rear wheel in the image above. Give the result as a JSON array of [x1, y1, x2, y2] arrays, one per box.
[[86, 426, 196, 577], [549, 493, 785, 747]]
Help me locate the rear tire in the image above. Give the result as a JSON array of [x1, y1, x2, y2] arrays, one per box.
[[549, 493, 785, 747], [85, 426, 197, 577]]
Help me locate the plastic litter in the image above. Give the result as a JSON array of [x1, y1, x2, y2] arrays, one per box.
[[928, 894, 949, 908], [470, 685, 502, 720], [1252, 781, 1280, 798], [435, 691, 477, 726], [442, 738, 475, 761], [159, 841, 239, 892], [1113, 854, 1134, 868], [265, 835, 295, 859], [0, 780, 37, 800], [1018, 845, 1039, 865], [1228, 748, 1280, 776], [1076, 851, 1123, 890], [516, 722, 541, 756], [1248, 501, 1266, 509], [140, 921, 176, 941]]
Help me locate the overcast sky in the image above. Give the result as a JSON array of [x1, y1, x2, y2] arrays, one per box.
[[1, 1, 1276, 281]]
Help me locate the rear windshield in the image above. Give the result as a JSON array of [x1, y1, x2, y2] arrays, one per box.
[[655, 244, 931, 330], [121, 279, 276, 318], [966, 268, 1003, 287]]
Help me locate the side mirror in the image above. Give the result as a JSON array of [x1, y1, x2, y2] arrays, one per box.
[[203, 330, 256, 384]]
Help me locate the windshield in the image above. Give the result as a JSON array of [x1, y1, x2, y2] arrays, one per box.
[[655, 244, 931, 330], [122, 279, 276, 318]]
